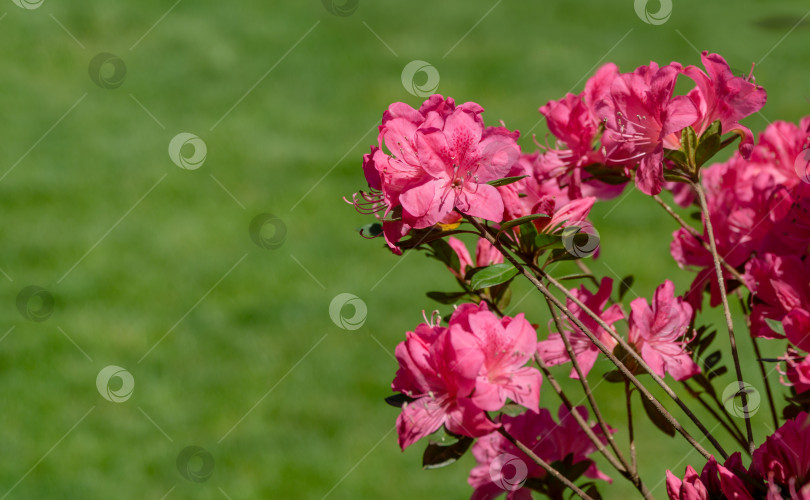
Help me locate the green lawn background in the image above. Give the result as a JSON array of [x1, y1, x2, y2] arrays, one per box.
[[1, 0, 808, 498]]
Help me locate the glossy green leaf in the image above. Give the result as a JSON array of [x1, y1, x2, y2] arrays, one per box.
[[469, 263, 519, 290]]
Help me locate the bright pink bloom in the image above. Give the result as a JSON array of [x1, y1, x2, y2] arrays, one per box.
[[683, 52, 767, 159], [537, 278, 624, 378], [391, 306, 497, 450], [351, 95, 519, 253], [783, 350, 810, 394], [453, 307, 542, 412], [400, 106, 520, 227], [446, 237, 504, 280], [751, 412, 810, 495], [539, 92, 603, 169], [596, 62, 699, 195], [628, 280, 700, 381], [666, 453, 753, 500], [468, 406, 612, 499], [744, 254, 810, 340]]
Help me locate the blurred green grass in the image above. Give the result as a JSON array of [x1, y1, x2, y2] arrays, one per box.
[[0, 0, 808, 498]]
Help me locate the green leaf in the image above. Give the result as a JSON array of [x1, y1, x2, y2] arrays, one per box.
[[469, 263, 519, 290], [497, 214, 550, 234], [534, 233, 563, 250], [426, 291, 468, 304], [519, 220, 538, 250], [618, 275, 634, 301], [357, 222, 383, 237], [640, 394, 676, 437], [765, 317, 785, 336], [707, 365, 728, 380], [500, 403, 528, 416], [385, 393, 414, 408], [558, 273, 594, 282], [703, 350, 722, 372], [427, 239, 460, 270], [545, 247, 579, 264], [695, 120, 723, 168], [584, 483, 604, 500], [422, 436, 474, 469], [487, 175, 528, 187], [602, 370, 625, 383], [696, 329, 717, 357], [495, 285, 512, 310], [681, 126, 698, 169]]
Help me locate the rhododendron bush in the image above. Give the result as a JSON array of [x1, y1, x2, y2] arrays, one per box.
[[346, 51, 810, 499]]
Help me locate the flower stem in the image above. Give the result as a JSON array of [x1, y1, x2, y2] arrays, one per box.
[[543, 299, 635, 474], [693, 180, 755, 454], [496, 427, 595, 500], [751, 335, 779, 429], [680, 380, 747, 449], [652, 194, 747, 285], [466, 215, 722, 460], [542, 300, 652, 498], [535, 357, 627, 474], [624, 381, 637, 473]]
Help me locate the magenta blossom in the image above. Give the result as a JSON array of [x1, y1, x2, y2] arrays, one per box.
[[468, 406, 612, 500], [782, 350, 810, 395], [596, 62, 699, 195], [751, 412, 810, 497], [391, 306, 497, 450], [628, 280, 700, 381], [537, 278, 624, 378], [744, 253, 810, 341], [666, 453, 753, 500], [452, 305, 542, 412], [683, 51, 767, 159], [351, 95, 519, 253], [400, 105, 520, 228]]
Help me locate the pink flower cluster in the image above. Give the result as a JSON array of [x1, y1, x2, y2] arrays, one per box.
[[351, 95, 521, 252], [669, 116, 810, 394], [667, 412, 810, 499], [392, 303, 542, 450], [468, 405, 612, 500], [537, 278, 699, 381], [539, 51, 765, 196]]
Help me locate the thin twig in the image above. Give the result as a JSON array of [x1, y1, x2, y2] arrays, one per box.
[[752, 336, 779, 429], [652, 194, 747, 285], [535, 357, 628, 475], [693, 181, 755, 454], [625, 381, 637, 473], [543, 297, 641, 485], [497, 427, 595, 500], [466, 215, 721, 461], [680, 380, 747, 449]]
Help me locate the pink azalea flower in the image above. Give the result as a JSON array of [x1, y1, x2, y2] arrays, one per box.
[[628, 280, 700, 381], [751, 412, 810, 496], [782, 350, 810, 394], [683, 51, 767, 159], [400, 105, 520, 228], [666, 453, 753, 500], [744, 253, 810, 340], [539, 92, 603, 169], [447, 237, 504, 280], [452, 307, 542, 412], [596, 62, 699, 195], [391, 306, 497, 450], [350, 95, 519, 252], [537, 278, 624, 378], [468, 406, 612, 500]]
